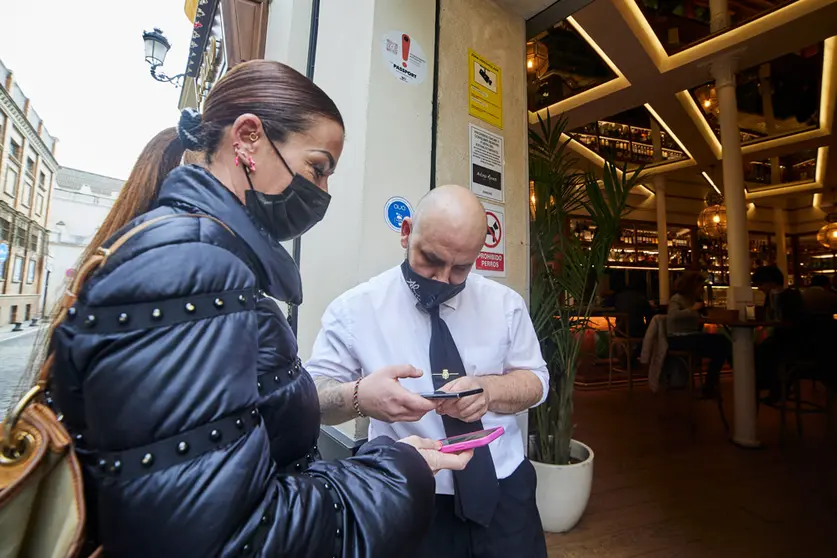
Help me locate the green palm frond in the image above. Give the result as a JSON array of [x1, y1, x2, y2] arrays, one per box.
[[529, 111, 644, 465]]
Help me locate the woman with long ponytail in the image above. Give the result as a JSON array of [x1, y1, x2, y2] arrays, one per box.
[[33, 60, 470, 557]]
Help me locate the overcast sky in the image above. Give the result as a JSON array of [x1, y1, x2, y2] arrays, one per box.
[[0, 0, 194, 180]]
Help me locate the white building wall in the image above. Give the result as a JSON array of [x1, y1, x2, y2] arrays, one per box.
[[286, 0, 438, 362], [264, 0, 314, 75], [45, 189, 115, 312]]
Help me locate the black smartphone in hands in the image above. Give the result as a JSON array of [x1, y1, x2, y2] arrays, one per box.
[[420, 388, 484, 400]]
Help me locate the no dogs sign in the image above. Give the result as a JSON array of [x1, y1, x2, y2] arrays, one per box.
[[475, 202, 505, 278]]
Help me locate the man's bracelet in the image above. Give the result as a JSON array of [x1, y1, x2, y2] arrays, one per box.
[[353, 377, 365, 418]]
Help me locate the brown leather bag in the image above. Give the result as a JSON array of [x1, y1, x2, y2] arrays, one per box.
[[0, 213, 231, 557]]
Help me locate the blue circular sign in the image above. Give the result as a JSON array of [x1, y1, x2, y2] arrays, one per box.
[[0, 242, 8, 265], [384, 196, 413, 232]]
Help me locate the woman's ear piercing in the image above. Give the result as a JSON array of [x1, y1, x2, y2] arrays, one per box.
[[249, 132, 259, 142], [248, 156, 256, 173]]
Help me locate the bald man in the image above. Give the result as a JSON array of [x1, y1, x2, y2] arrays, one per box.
[[308, 185, 549, 558]]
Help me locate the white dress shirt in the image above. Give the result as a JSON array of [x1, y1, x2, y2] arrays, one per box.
[[306, 265, 549, 495]]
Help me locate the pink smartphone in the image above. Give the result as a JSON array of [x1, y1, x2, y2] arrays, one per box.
[[438, 426, 505, 454]]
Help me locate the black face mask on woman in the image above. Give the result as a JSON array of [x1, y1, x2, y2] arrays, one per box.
[[243, 132, 331, 242]]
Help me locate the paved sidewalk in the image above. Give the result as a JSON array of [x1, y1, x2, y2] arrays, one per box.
[[0, 322, 47, 345], [0, 324, 46, 421]]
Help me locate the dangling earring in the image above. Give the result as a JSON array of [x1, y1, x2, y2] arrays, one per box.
[[233, 142, 241, 167], [248, 156, 256, 173]]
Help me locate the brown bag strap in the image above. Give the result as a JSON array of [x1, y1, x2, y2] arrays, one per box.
[[36, 213, 233, 388]]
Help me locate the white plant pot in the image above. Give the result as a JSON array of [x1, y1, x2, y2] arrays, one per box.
[[531, 439, 594, 533]]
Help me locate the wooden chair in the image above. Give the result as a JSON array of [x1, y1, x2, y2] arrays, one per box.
[[758, 319, 837, 445], [665, 347, 730, 435], [606, 313, 645, 393], [760, 358, 836, 445], [662, 349, 699, 433]]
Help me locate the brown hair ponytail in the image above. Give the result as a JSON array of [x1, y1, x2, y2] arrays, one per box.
[[81, 128, 185, 268]]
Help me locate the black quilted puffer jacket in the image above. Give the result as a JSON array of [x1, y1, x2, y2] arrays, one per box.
[[49, 165, 434, 557]]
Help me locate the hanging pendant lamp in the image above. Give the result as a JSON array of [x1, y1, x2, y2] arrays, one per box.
[[697, 192, 727, 238], [817, 213, 837, 250]]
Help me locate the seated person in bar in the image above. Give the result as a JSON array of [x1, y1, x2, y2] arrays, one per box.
[[666, 271, 731, 398], [752, 265, 807, 403], [752, 265, 805, 322], [803, 275, 837, 317], [614, 274, 654, 363]]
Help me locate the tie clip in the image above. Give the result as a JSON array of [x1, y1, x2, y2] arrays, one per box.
[[432, 369, 459, 380]]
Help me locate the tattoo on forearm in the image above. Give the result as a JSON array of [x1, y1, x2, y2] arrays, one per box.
[[314, 376, 355, 424]]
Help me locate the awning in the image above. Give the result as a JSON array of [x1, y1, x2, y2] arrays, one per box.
[[183, 0, 220, 78]]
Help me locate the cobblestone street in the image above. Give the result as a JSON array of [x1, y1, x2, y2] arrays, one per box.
[[0, 328, 42, 422]]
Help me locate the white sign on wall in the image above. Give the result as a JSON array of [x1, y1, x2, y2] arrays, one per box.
[[469, 124, 504, 203], [475, 202, 505, 278], [381, 31, 428, 85]]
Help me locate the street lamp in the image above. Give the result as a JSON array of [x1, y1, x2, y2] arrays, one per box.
[[142, 28, 185, 87]]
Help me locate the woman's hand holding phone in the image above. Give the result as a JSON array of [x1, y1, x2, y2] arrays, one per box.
[[398, 436, 474, 475]]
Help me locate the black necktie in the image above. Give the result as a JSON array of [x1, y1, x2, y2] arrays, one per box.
[[428, 305, 499, 527]]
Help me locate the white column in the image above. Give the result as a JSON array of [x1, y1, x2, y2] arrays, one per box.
[[709, 0, 730, 32], [713, 62, 751, 305], [711, 0, 760, 447], [759, 64, 782, 185], [651, 120, 669, 304], [774, 207, 788, 279], [654, 175, 670, 304]]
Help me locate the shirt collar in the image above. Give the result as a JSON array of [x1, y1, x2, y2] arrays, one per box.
[[442, 292, 461, 310]]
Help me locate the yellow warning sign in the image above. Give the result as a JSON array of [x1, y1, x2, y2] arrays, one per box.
[[468, 49, 502, 130]]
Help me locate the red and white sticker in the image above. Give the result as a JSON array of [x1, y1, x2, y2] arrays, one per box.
[[475, 203, 505, 278], [381, 31, 427, 85]]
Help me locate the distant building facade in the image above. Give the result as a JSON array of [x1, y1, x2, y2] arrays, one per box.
[[0, 58, 59, 325], [45, 168, 123, 312]]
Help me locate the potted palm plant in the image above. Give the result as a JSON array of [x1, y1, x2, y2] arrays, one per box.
[[528, 112, 642, 533]]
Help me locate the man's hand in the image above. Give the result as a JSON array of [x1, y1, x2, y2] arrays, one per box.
[[357, 365, 437, 423], [436, 376, 491, 423]]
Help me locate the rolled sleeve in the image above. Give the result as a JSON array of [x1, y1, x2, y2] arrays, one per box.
[[305, 297, 362, 384], [504, 295, 550, 407]]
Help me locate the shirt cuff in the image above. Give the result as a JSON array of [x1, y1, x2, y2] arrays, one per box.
[[533, 367, 549, 407]]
